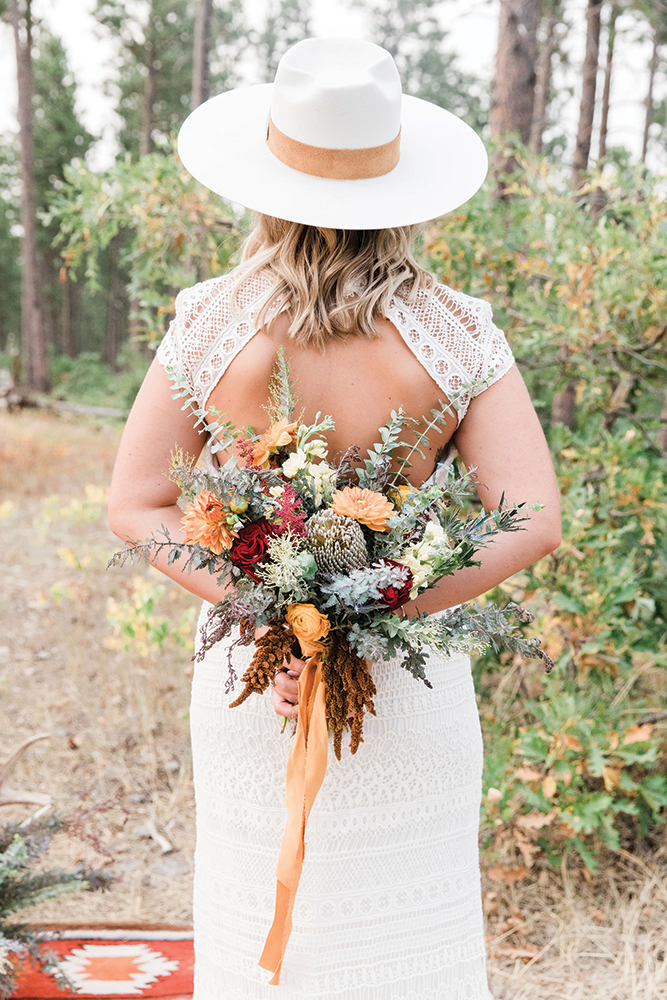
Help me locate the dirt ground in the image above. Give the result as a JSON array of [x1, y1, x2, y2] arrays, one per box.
[[1, 408, 667, 998]]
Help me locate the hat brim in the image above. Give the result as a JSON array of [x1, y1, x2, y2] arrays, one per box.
[[177, 84, 488, 230]]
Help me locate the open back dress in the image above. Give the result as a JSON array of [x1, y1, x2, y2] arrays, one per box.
[[157, 272, 514, 1000]]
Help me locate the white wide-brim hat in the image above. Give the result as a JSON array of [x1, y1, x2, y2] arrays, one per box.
[[177, 37, 488, 230]]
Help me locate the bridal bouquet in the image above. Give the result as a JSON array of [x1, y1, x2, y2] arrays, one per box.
[[111, 348, 552, 983], [113, 349, 551, 757]]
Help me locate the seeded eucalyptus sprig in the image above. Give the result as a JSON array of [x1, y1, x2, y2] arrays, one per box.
[[166, 365, 244, 456]]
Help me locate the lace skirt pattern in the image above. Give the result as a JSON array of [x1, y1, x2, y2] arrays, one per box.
[[190, 603, 493, 999]]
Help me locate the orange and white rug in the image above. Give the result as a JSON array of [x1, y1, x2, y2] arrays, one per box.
[[12, 927, 194, 999]]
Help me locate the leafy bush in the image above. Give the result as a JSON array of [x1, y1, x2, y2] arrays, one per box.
[[423, 149, 667, 872], [49, 348, 150, 410], [46, 148, 243, 346]]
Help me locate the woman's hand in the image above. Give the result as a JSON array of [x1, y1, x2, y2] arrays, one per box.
[[272, 652, 305, 719]]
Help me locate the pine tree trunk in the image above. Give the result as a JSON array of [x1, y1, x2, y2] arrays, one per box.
[[598, 4, 618, 163], [11, 0, 50, 392], [141, 4, 155, 157], [192, 0, 212, 108], [642, 25, 660, 162], [571, 0, 602, 191], [490, 0, 539, 143], [529, 3, 558, 153]]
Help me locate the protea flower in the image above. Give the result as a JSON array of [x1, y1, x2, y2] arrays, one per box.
[[306, 509, 369, 575]]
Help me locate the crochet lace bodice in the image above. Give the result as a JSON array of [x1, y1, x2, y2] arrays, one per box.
[[156, 271, 514, 424]]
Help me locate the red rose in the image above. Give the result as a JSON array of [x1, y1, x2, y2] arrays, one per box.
[[229, 519, 273, 582], [374, 558, 413, 611]]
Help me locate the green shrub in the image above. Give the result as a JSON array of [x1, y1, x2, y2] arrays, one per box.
[[424, 149, 667, 872], [49, 348, 149, 410]]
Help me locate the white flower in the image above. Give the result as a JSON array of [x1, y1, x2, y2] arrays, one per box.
[[401, 551, 430, 598], [307, 461, 335, 507], [401, 521, 450, 597], [269, 485, 286, 497], [303, 438, 328, 459], [423, 520, 448, 546], [282, 449, 309, 478], [307, 461, 334, 482]]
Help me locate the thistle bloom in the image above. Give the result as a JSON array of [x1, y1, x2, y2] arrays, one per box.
[[331, 486, 395, 532], [251, 418, 298, 468], [181, 491, 237, 554]]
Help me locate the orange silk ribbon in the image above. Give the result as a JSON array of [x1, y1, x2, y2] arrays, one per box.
[[259, 651, 328, 985]]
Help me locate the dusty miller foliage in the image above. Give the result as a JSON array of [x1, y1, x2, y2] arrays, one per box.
[[320, 562, 412, 612]]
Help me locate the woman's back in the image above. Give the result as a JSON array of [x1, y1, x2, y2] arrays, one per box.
[[159, 270, 514, 485]]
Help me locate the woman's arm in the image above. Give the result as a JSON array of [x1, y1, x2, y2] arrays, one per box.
[[108, 358, 231, 605], [400, 365, 561, 616]]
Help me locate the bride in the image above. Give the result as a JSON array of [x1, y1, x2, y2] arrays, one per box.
[[109, 37, 561, 1000]]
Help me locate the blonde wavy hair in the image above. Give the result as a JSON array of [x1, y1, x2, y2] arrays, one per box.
[[230, 213, 433, 349]]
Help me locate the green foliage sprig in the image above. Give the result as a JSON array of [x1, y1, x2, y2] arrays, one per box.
[[0, 815, 112, 1000]]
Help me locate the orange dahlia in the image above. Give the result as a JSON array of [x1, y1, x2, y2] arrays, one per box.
[[250, 418, 298, 468], [330, 486, 395, 532], [181, 491, 237, 554]]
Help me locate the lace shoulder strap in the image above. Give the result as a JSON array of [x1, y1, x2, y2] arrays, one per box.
[[387, 282, 515, 424], [156, 272, 274, 405]]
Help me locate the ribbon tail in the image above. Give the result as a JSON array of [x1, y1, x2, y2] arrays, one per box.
[[259, 652, 328, 984]]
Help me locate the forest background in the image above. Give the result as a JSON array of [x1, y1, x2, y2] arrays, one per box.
[[1, 0, 667, 996]]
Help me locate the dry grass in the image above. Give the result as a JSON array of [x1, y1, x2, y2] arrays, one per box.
[[484, 850, 667, 999], [1, 408, 667, 997], [0, 408, 199, 924]]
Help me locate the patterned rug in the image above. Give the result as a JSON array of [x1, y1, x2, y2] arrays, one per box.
[[11, 925, 194, 999]]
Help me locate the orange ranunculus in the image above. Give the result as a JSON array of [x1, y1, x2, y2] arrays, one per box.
[[330, 486, 395, 532], [250, 418, 299, 468], [286, 603, 330, 658], [181, 490, 237, 554]]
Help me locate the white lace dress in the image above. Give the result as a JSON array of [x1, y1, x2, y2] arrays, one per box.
[[157, 272, 515, 1000]]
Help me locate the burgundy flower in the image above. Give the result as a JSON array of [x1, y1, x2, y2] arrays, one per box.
[[229, 519, 273, 582], [374, 558, 413, 611]]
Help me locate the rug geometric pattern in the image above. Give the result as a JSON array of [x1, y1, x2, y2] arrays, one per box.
[[11, 929, 194, 999]]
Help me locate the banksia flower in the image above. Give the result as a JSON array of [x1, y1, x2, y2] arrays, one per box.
[[306, 509, 368, 576]]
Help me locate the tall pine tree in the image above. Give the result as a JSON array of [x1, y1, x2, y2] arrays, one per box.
[[96, 0, 194, 157], [33, 28, 94, 356], [9, 0, 49, 390]]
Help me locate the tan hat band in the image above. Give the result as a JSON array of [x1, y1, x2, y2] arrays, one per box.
[[267, 117, 401, 180]]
